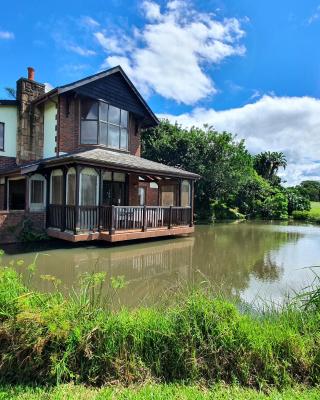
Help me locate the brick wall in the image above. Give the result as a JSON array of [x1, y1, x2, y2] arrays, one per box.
[[128, 173, 139, 205], [0, 156, 16, 169], [58, 95, 80, 154], [0, 211, 46, 244]]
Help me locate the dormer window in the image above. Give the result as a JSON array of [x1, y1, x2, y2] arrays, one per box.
[[0, 122, 4, 151], [80, 98, 128, 150]]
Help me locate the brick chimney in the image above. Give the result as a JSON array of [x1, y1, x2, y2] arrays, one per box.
[[16, 67, 45, 164]]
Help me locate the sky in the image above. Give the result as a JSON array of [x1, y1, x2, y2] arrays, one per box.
[[1, 0, 320, 185]]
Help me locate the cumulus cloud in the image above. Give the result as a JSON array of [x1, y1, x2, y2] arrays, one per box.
[[0, 30, 14, 40], [159, 96, 320, 185], [94, 0, 246, 104]]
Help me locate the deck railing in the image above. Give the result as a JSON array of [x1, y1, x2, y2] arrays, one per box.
[[48, 205, 192, 234]]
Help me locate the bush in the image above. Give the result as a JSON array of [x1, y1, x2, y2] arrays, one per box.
[[260, 192, 288, 220], [292, 210, 310, 221], [212, 201, 245, 220], [286, 189, 311, 215]]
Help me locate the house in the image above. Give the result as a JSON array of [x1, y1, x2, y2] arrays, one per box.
[[0, 66, 199, 244]]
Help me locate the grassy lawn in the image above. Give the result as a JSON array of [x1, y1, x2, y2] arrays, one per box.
[[1, 384, 320, 400], [310, 202, 320, 218]]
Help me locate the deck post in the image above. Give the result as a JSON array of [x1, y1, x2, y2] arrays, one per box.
[[142, 205, 147, 232], [190, 180, 194, 227], [74, 165, 81, 234], [169, 205, 173, 229], [61, 168, 67, 232], [98, 169, 103, 232], [109, 205, 116, 235]]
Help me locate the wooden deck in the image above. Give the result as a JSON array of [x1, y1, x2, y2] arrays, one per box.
[[47, 225, 194, 242], [46, 205, 194, 243]]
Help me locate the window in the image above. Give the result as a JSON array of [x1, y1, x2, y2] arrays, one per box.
[[0, 123, 4, 151], [50, 169, 63, 204], [138, 187, 146, 206], [80, 168, 99, 206], [29, 174, 46, 211], [181, 180, 191, 207], [102, 171, 126, 206], [66, 168, 76, 206], [161, 185, 176, 206], [8, 178, 25, 210], [80, 99, 129, 150]]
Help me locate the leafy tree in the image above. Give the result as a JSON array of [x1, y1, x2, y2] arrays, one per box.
[[142, 120, 253, 218], [253, 151, 287, 185], [295, 180, 320, 202], [260, 191, 288, 220]]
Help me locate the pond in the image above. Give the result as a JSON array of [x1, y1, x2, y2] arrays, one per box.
[[2, 221, 320, 308]]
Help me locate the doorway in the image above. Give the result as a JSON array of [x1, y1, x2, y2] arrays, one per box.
[[8, 178, 26, 210]]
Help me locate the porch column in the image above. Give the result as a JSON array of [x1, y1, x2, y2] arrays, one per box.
[[190, 180, 194, 227], [45, 172, 50, 228], [25, 175, 30, 213], [74, 165, 81, 234], [61, 168, 67, 232], [98, 169, 103, 231], [178, 178, 182, 207]]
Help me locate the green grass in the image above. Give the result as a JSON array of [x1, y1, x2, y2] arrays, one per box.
[[310, 202, 320, 219], [0, 257, 320, 391], [0, 384, 319, 400]]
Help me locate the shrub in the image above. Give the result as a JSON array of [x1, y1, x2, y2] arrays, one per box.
[[260, 192, 288, 220], [292, 210, 310, 221], [212, 201, 245, 220]]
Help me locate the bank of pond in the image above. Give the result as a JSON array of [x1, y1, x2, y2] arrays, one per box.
[[0, 261, 319, 394]]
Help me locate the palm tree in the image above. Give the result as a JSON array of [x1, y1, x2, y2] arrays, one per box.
[[254, 151, 287, 182]]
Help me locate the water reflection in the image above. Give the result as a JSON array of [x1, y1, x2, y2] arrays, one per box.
[[2, 222, 320, 307]]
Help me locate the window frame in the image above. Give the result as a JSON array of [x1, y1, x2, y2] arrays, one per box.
[[0, 122, 4, 152], [80, 98, 129, 151], [29, 174, 46, 211]]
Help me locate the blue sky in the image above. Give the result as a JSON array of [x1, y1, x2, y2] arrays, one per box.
[[1, 0, 320, 184]]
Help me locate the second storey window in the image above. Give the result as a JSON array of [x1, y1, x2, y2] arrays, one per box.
[[80, 99, 128, 150], [0, 122, 4, 151]]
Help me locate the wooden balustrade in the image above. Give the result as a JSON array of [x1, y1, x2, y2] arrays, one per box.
[[48, 205, 192, 234]]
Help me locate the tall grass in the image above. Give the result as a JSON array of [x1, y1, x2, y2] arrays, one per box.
[[0, 256, 319, 389]]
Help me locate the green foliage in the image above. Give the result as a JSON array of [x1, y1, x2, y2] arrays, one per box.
[[260, 191, 288, 220], [0, 262, 320, 389], [212, 201, 245, 220], [296, 181, 320, 202], [253, 151, 287, 185], [286, 188, 311, 215], [292, 210, 310, 221]]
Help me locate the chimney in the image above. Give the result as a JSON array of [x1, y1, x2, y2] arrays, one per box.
[[27, 66, 35, 81]]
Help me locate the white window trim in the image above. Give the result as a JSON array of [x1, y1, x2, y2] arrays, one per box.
[[29, 174, 46, 212], [79, 168, 99, 206]]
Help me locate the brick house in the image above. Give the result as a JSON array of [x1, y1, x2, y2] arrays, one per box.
[[0, 66, 199, 244]]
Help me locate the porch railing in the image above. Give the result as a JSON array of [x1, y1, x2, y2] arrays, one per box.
[[48, 205, 192, 234]]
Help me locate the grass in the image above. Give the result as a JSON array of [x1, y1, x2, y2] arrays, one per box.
[[0, 255, 320, 394], [0, 383, 319, 399]]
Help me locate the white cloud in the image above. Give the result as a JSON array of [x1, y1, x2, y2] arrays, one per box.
[[81, 16, 100, 28], [95, 0, 246, 104], [159, 95, 320, 185], [44, 82, 54, 92], [308, 6, 320, 25], [67, 44, 96, 56], [0, 30, 14, 40]]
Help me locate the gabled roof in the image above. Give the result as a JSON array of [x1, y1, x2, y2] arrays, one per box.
[[34, 66, 159, 128], [17, 148, 200, 180]]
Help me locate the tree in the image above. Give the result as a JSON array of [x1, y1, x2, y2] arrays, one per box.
[[142, 120, 253, 218], [4, 87, 16, 99], [295, 180, 320, 202], [253, 151, 287, 185], [286, 188, 311, 214]]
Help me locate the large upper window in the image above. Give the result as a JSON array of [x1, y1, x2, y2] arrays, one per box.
[[80, 99, 128, 150], [0, 123, 4, 151]]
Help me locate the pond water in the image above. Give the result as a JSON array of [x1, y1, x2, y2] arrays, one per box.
[[2, 221, 320, 308]]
